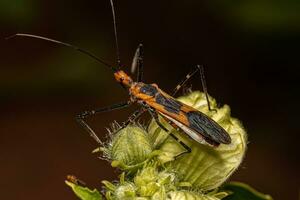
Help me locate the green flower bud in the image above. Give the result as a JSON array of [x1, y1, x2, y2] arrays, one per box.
[[133, 164, 175, 197], [114, 182, 137, 199], [148, 91, 247, 191], [101, 124, 153, 171]]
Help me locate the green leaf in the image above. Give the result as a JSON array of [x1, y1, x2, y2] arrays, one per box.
[[65, 181, 102, 200], [102, 180, 117, 191], [222, 182, 272, 200]]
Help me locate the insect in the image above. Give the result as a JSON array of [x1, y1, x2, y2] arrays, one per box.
[[7, 0, 231, 157], [67, 175, 86, 186]]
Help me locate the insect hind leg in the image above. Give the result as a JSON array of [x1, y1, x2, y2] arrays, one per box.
[[149, 110, 191, 159], [198, 65, 217, 112], [172, 65, 216, 112], [172, 65, 200, 96]]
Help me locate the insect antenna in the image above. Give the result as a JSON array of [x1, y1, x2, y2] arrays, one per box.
[[109, 0, 121, 69], [5, 33, 117, 72]]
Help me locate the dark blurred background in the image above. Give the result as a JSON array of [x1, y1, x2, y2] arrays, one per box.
[[0, 0, 299, 199]]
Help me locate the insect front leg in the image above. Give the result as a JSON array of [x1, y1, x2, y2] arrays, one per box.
[[148, 109, 191, 159], [115, 108, 146, 132], [76, 101, 131, 144]]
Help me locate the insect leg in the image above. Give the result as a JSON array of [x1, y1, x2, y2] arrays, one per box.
[[116, 108, 146, 132], [198, 65, 216, 112], [172, 65, 200, 96], [168, 132, 192, 159], [148, 109, 168, 132], [172, 65, 216, 112], [76, 101, 131, 144], [149, 110, 191, 158], [131, 44, 144, 82]]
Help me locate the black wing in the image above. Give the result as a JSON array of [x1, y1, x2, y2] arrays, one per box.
[[186, 111, 231, 144]]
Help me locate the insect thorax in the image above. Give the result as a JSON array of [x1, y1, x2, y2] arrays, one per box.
[[130, 83, 159, 100]]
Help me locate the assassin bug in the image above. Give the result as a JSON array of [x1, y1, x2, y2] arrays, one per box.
[[7, 0, 231, 156]]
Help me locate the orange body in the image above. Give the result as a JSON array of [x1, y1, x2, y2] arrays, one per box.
[[130, 83, 192, 127]]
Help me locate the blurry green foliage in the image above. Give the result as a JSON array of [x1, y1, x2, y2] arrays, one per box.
[[208, 0, 300, 32], [0, 0, 39, 26]]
